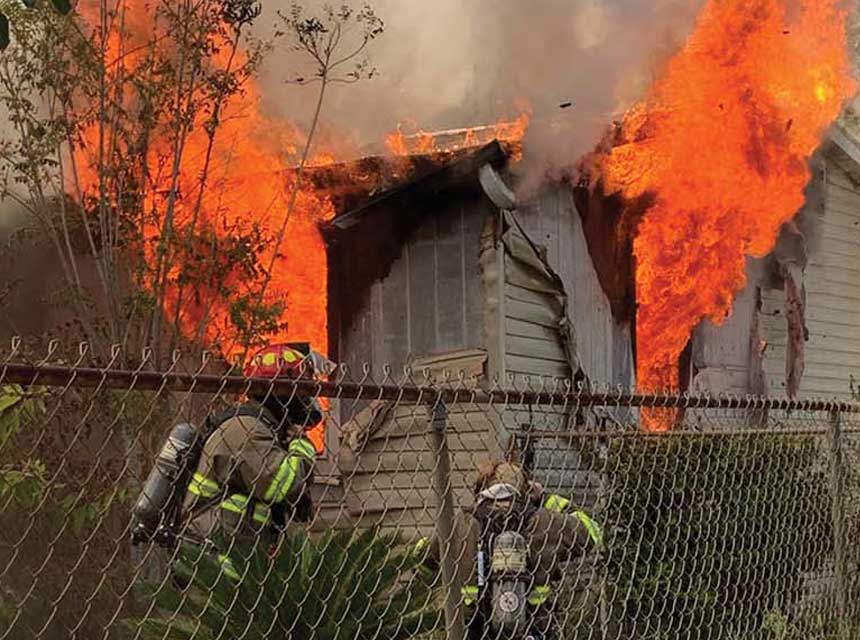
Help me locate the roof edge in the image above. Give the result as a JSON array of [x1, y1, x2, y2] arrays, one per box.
[[327, 140, 509, 231]]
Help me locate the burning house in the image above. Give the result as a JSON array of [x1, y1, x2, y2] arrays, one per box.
[[301, 0, 860, 524], [310, 107, 860, 531], [298, 135, 633, 532], [690, 114, 860, 401]]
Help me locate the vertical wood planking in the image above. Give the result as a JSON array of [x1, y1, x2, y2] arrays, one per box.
[[436, 202, 466, 352], [409, 216, 438, 361], [381, 246, 410, 375], [464, 199, 488, 348], [371, 280, 384, 381], [539, 188, 561, 270]]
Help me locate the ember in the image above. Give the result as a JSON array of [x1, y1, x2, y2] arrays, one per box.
[[601, 0, 855, 428]]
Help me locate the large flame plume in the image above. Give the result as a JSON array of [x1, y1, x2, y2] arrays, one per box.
[[72, 2, 336, 447], [601, 0, 855, 423], [72, 2, 333, 363]]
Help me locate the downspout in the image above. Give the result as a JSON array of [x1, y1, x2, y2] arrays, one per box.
[[479, 164, 517, 385]]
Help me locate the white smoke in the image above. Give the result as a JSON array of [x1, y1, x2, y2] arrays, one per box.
[[256, 0, 704, 166]]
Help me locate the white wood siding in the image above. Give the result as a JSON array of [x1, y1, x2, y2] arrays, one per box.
[[692, 280, 758, 395], [761, 160, 860, 399], [515, 186, 635, 389]]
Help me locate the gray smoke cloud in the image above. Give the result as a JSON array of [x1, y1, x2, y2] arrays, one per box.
[[1, 0, 705, 223], [256, 0, 704, 171]]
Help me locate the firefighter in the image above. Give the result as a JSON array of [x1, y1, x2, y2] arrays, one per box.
[[414, 461, 603, 639], [529, 481, 603, 548], [176, 343, 321, 582]]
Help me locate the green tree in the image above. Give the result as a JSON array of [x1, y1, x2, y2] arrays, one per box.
[[0, 0, 273, 364]]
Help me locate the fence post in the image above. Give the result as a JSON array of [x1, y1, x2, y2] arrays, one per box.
[[828, 408, 849, 639], [429, 397, 465, 640]]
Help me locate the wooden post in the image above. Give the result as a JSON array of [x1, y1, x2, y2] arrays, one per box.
[[429, 398, 465, 640], [828, 408, 849, 640]]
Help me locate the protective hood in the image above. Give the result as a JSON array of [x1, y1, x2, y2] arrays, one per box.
[[478, 483, 521, 503]]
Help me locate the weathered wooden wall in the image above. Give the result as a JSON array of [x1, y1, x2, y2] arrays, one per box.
[[760, 153, 860, 399], [332, 351, 500, 535], [330, 175, 636, 529], [507, 186, 634, 508], [334, 193, 489, 383], [691, 281, 758, 395], [515, 185, 635, 389]]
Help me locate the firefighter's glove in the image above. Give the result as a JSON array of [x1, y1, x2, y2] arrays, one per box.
[[288, 438, 317, 462]]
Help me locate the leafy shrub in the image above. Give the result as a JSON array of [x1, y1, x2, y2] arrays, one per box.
[[599, 434, 833, 640], [125, 528, 441, 640]]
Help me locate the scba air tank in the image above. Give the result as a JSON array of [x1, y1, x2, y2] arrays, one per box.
[[131, 423, 199, 545], [490, 530, 530, 635]]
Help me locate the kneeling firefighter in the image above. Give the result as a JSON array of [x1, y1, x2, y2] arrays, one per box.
[[131, 343, 327, 582], [414, 462, 602, 640]]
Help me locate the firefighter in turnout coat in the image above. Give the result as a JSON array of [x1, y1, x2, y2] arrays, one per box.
[[414, 461, 602, 639], [177, 344, 321, 580]]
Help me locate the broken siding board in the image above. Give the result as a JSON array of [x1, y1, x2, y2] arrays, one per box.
[[505, 297, 560, 328], [504, 263, 561, 295]]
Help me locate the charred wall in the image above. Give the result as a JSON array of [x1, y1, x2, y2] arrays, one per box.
[[327, 187, 489, 380]]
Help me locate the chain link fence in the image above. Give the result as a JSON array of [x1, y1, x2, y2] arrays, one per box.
[[1, 342, 859, 640]]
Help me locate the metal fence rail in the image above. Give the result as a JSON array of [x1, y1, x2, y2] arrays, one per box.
[[1, 349, 859, 640]]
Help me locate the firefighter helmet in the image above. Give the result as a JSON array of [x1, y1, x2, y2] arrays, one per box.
[[244, 344, 313, 380], [244, 343, 324, 428]]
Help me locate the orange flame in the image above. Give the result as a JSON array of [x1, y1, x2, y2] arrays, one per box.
[[73, 3, 333, 361], [601, 0, 855, 427], [72, 3, 334, 447], [384, 109, 531, 157]]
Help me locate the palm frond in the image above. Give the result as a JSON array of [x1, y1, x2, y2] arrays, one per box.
[[124, 527, 442, 640]]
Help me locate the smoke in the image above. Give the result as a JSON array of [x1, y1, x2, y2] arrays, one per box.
[[256, 0, 704, 169]]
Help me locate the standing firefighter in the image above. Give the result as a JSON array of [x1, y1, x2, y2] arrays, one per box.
[[414, 461, 602, 640], [131, 343, 326, 582]]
